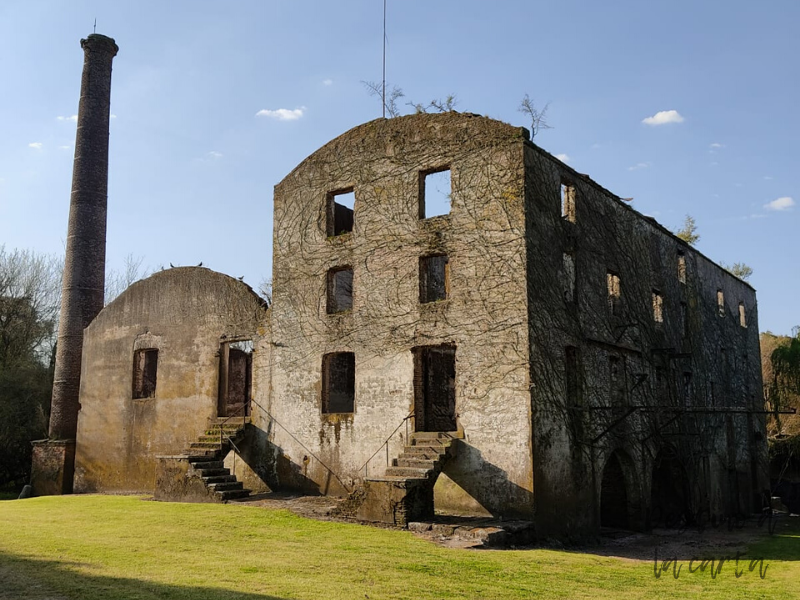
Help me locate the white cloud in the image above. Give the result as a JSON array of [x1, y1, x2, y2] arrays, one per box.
[[57, 115, 78, 123], [255, 107, 305, 121], [642, 110, 684, 126], [322, 79, 333, 86], [207, 151, 223, 159], [28, 142, 43, 150], [59, 145, 71, 150], [554, 153, 570, 163], [709, 142, 724, 149], [628, 162, 650, 171], [764, 196, 795, 211]]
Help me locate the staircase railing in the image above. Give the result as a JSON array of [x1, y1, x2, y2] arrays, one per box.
[[248, 398, 353, 494], [215, 404, 249, 454], [357, 410, 415, 480]]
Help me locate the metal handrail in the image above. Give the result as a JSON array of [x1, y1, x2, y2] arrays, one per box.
[[356, 410, 415, 479], [248, 398, 353, 494], [215, 402, 249, 453]]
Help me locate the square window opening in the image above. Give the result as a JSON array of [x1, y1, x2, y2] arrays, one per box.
[[420, 254, 450, 303], [561, 181, 576, 222], [322, 352, 355, 414], [420, 168, 451, 219], [327, 267, 353, 314], [563, 252, 576, 303], [133, 349, 158, 399], [327, 189, 355, 236]]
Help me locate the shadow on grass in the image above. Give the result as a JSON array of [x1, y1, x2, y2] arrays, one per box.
[[0, 552, 289, 600]]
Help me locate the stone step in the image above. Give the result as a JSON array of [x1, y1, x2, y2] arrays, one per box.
[[189, 460, 224, 470], [410, 438, 452, 448], [188, 441, 225, 449], [185, 451, 219, 459], [217, 489, 251, 501], [198, 434, 240, 443], [194, 467, 230, 478], [403, 445, 448, 457], [411, 431, 458, 440], [366, 475, 428, 484], [208, 481, 243, 492], [202, 428, 244, 437], [202, 475, 237, 485], [384, 466, 432, 479], [394, 458, 438, 469], [209, 417, 251, 425]]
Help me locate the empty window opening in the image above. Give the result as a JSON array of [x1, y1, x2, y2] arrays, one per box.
[[717, 289, 725, 317], [609, 355, 625, 404], [322, 352, 355, 414], [132, 349, 158, 399], [654, 366, 666, 400], [563, 252, 576, 303], [565, 346, 581, 406], [607, 272, 621, 315], [739, 302, 747, 328], [677, 252, 686, 284], [682, 372, 693, 406], [680, 302, 689, 338], [327, 267, 353, 313], [420, 168, 451, 219], [218, 340, 253, 417], [419, 254, 450, 303], [561, 181, 576, 222], [413, 345, 456, 432], [326, 189, 355, 236], [652, 291, 663, 324]]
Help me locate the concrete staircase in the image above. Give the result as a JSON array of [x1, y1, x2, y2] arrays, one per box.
[[183, 418, 252, 502], [345, 431, 460, 526]]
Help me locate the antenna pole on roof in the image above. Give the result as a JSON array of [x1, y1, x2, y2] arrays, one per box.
[[382, 0, 386, 118], [93, 18, 96, 34]]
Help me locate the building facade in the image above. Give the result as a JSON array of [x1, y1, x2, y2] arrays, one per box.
[[71, 113, 767, 536]]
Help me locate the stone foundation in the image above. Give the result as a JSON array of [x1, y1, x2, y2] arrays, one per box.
[[154, 455, 222, 503], [30, 440, 75, 496]]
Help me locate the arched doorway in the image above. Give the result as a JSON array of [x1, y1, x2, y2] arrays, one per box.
[[650, 449, 691, 528], [600, 451, 630, 529]]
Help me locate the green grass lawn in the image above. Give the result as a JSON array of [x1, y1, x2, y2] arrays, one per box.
[[0, 495, 796, 600]]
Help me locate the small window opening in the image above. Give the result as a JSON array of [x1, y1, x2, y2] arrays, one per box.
[[561, 181, 576, 222], [607, 272, 621, 315], [327, 267, 353, 313], [677, 252, 686, 284], [652, 290, 664, 324], [132, 349, 158, 399], [565, 346, 581, 405], [563, 252, 576, 303], [682, 372, 693, 406], [680, 302, 689, 338], [322, 352, 355, 414], [420, 168, 451, 219], [419, 254, 450, 303], [654, 366, 666, 400], [717, 289, 725, 317], [327, 189, 355, 236], [609, 355, 625, 404], [739, 302, 747, 328]]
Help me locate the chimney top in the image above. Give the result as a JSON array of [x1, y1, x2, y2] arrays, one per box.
[[80, 33, 118, 57]]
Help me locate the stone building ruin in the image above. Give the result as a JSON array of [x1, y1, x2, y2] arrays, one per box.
[[30, 36, 769, 537]]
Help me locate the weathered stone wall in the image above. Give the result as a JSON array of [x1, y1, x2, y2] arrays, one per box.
[[522, 143, 765, 535], [269, 114, 534, 515], [74, 267, 268, 493]]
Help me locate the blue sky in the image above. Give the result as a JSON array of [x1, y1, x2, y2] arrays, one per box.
[[0, 0, 797, 334]]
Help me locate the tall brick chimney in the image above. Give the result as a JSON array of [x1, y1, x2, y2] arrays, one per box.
[[31, 34, 118, 495]]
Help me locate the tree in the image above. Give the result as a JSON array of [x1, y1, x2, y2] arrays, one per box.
[[720, 261, 754, 281], [0, 246, 62, 490], [105, 254, 150, 304], [362, 81, 405, 118], [674, 214, 700, 245], [518, 94, 552, 139]]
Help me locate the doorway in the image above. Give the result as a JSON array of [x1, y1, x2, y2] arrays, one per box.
[[218, 340, 253, 418], [413, 345, 456, 432], [600, 451, 630, 529], [650, 449, 691, 528]]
